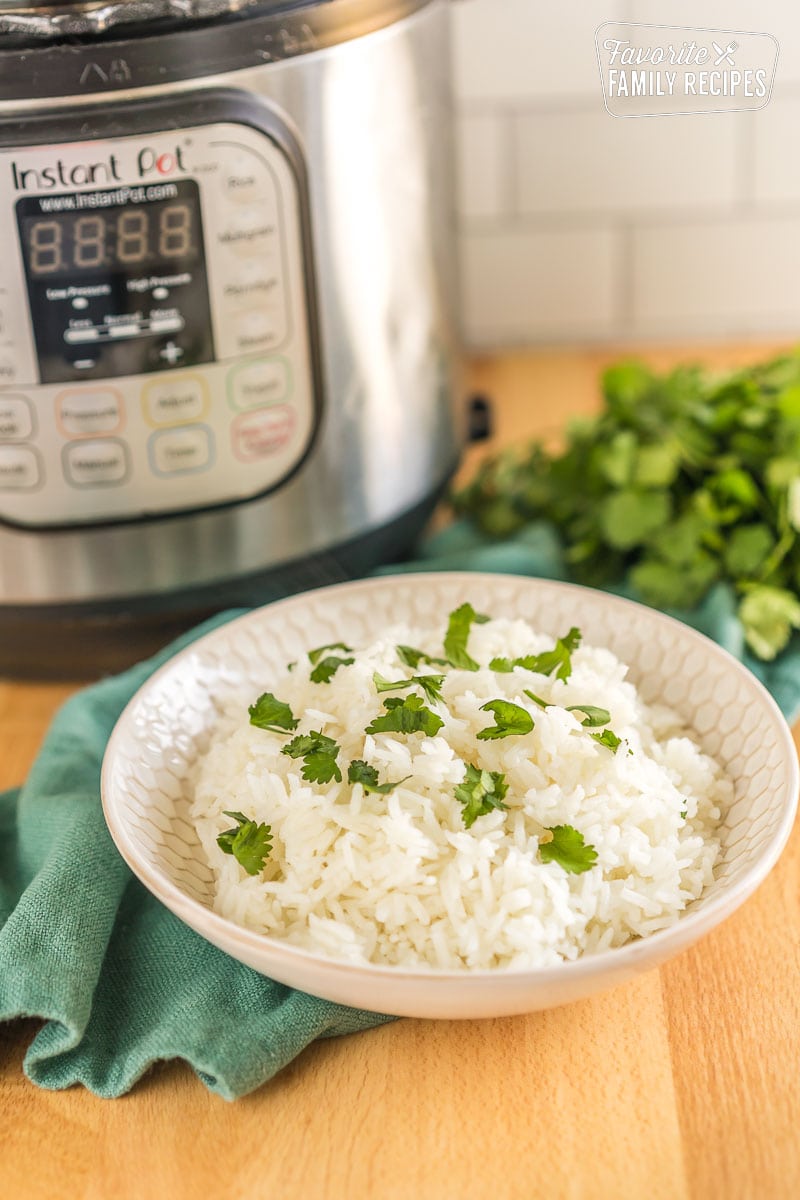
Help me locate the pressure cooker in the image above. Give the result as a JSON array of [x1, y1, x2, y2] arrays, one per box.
[[0, 0, 459, 676]]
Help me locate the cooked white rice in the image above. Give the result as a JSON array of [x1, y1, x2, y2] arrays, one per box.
[[191, 616, 729, 970]]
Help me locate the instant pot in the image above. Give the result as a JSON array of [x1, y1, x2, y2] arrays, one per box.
[[0, 0, 459, 675]]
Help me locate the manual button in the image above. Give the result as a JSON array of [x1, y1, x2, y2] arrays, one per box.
[[64, 439, 129, 487], [149, 425, 214, 476], [0, 395, 33, 441]]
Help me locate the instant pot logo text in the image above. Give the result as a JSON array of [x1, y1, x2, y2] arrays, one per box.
[[595, 22, 779, 116], [10, 144, 186, 192]]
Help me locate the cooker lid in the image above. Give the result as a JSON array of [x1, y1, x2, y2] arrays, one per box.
[[0, 0, 346, 46]]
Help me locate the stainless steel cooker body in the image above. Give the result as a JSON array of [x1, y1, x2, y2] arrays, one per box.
[[0, 0, 458, 668]]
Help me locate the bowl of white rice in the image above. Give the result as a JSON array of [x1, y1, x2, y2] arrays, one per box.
[[101, 573, 798, 1019]]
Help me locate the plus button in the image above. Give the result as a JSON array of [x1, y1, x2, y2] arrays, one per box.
[[159, 341, 184, 365]]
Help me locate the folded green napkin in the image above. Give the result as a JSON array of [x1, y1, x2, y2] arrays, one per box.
[[1, 520, 797, 1100]]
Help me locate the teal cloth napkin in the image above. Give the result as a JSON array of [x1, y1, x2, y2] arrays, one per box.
[[1, 519, 798, 1100]]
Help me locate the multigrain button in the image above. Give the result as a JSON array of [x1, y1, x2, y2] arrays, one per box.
[[228, 357, 290, 410], [149, 425, 214, 476], [232, 406, 294, 462], [0, 444, 41, 490], [63, 439, 129, 487], [57, 388, 124, 437], [0, 395, 33, 441], [143, 376, 208, 426]]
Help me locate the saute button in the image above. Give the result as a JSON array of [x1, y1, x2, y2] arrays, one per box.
[[63, 439, 129, 487], [143, 376, 208, 426], [149, 426, 214, 476], [57, 388, 124, 437], [228, 357, 290, 410], [232, 406, 295, 462], [0, 444, 41, 490], [0, 396, 33, 441]]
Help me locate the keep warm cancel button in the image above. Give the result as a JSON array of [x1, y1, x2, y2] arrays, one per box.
[[232, 406, 295, 462]]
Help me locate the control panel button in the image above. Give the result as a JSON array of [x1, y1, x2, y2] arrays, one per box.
[[235, 310, 285, 354], [63, 439, 129, 487], [222, 257, 282, 306], [228, 357, 291, 410], [149, 425, 214, 476], [217, 209, 278, 256], [232, 406, 295, 462], [0, 444, 41, 490], [0, 358, 17, 384], [0, 395, 33, 441], [57, 388, 124, 438], [143, 376, 208, 426], [219, 151, 273, 206]]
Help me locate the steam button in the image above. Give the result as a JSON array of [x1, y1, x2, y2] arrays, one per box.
[[0, 444, 41, 490]]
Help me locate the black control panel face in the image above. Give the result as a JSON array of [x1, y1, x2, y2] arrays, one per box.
[[16, 179, 214, 384]]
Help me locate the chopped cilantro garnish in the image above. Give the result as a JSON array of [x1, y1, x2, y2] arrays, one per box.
[[523, 690, 550, 709], [365, 695, 444, 737], [489, 628, 581, 681], [282, 730, 342, 783], [680, 807, 688, 820], [590, 728, 623, 752], [216, 810, 273, 876], [477, 699, 534, 740], [307, 641, 353, 666], [347, 759, 410, 795], [454, 763, 509, 829], [396, 644, 449, 669], [310, 654, 355, 684], [248, 692, 299, 733], [566, 704, 611, 728], [443, 602, 490, 671], [373, 670, 445, 704], [539, 825, 597, 874]]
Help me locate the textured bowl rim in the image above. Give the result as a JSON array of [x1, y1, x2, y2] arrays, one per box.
[[101, 572, 800, 987]]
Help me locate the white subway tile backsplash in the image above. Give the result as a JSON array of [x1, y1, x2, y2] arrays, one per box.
[[632, 216, 800, 331], [456, 112, 508, 220], [630, 0, 800, 86], [516, 109, 739, 216], [461, 228, 620, 345], [753, 96, 800, 203], [452, 0, 619, 103]]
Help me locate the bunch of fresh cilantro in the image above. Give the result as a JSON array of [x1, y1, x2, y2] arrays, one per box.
[[453, 355, 800, 660]]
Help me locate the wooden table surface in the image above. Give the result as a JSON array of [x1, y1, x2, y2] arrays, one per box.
[[2, 343, 799, 1200]]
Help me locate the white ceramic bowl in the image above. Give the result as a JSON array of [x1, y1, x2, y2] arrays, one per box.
[[101, 573, 798, 1019]]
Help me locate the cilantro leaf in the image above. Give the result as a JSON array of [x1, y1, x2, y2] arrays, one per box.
[[248, 692, 299, 733], [365, 695, 444, 737], [477, 699, 534, 740], [454, 763, 509, 829], [590, 728, 623, 752], [310, 655, 355, 684], [443, 603, 490, 671], [396, 644, 449, 669], [308, 642, 352, 666], [739, 585, 800, 660], [216, 810, 273, 876], [490, 630, 582, 681], [489, 657, 514, 673], [347, 759, 410, 795], [282, 731, 342, 784], [539, 825, 597, 874], [373, 671, 445, 704], [599, 489, 673, 551], [523, 690, 550, 709], [566, 704, 611, 728]]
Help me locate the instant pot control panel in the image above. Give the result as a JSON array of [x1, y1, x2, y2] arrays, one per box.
[[0, 98, 320, 528]]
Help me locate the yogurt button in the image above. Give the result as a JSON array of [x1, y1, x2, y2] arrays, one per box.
[[228, 357, 290, 410]]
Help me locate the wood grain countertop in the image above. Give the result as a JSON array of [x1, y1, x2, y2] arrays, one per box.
[[2, 343, 799, 1200]]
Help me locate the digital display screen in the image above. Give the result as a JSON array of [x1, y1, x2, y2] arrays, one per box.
[[19, 198, 201, 277], [16, 180, 214, 385]]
